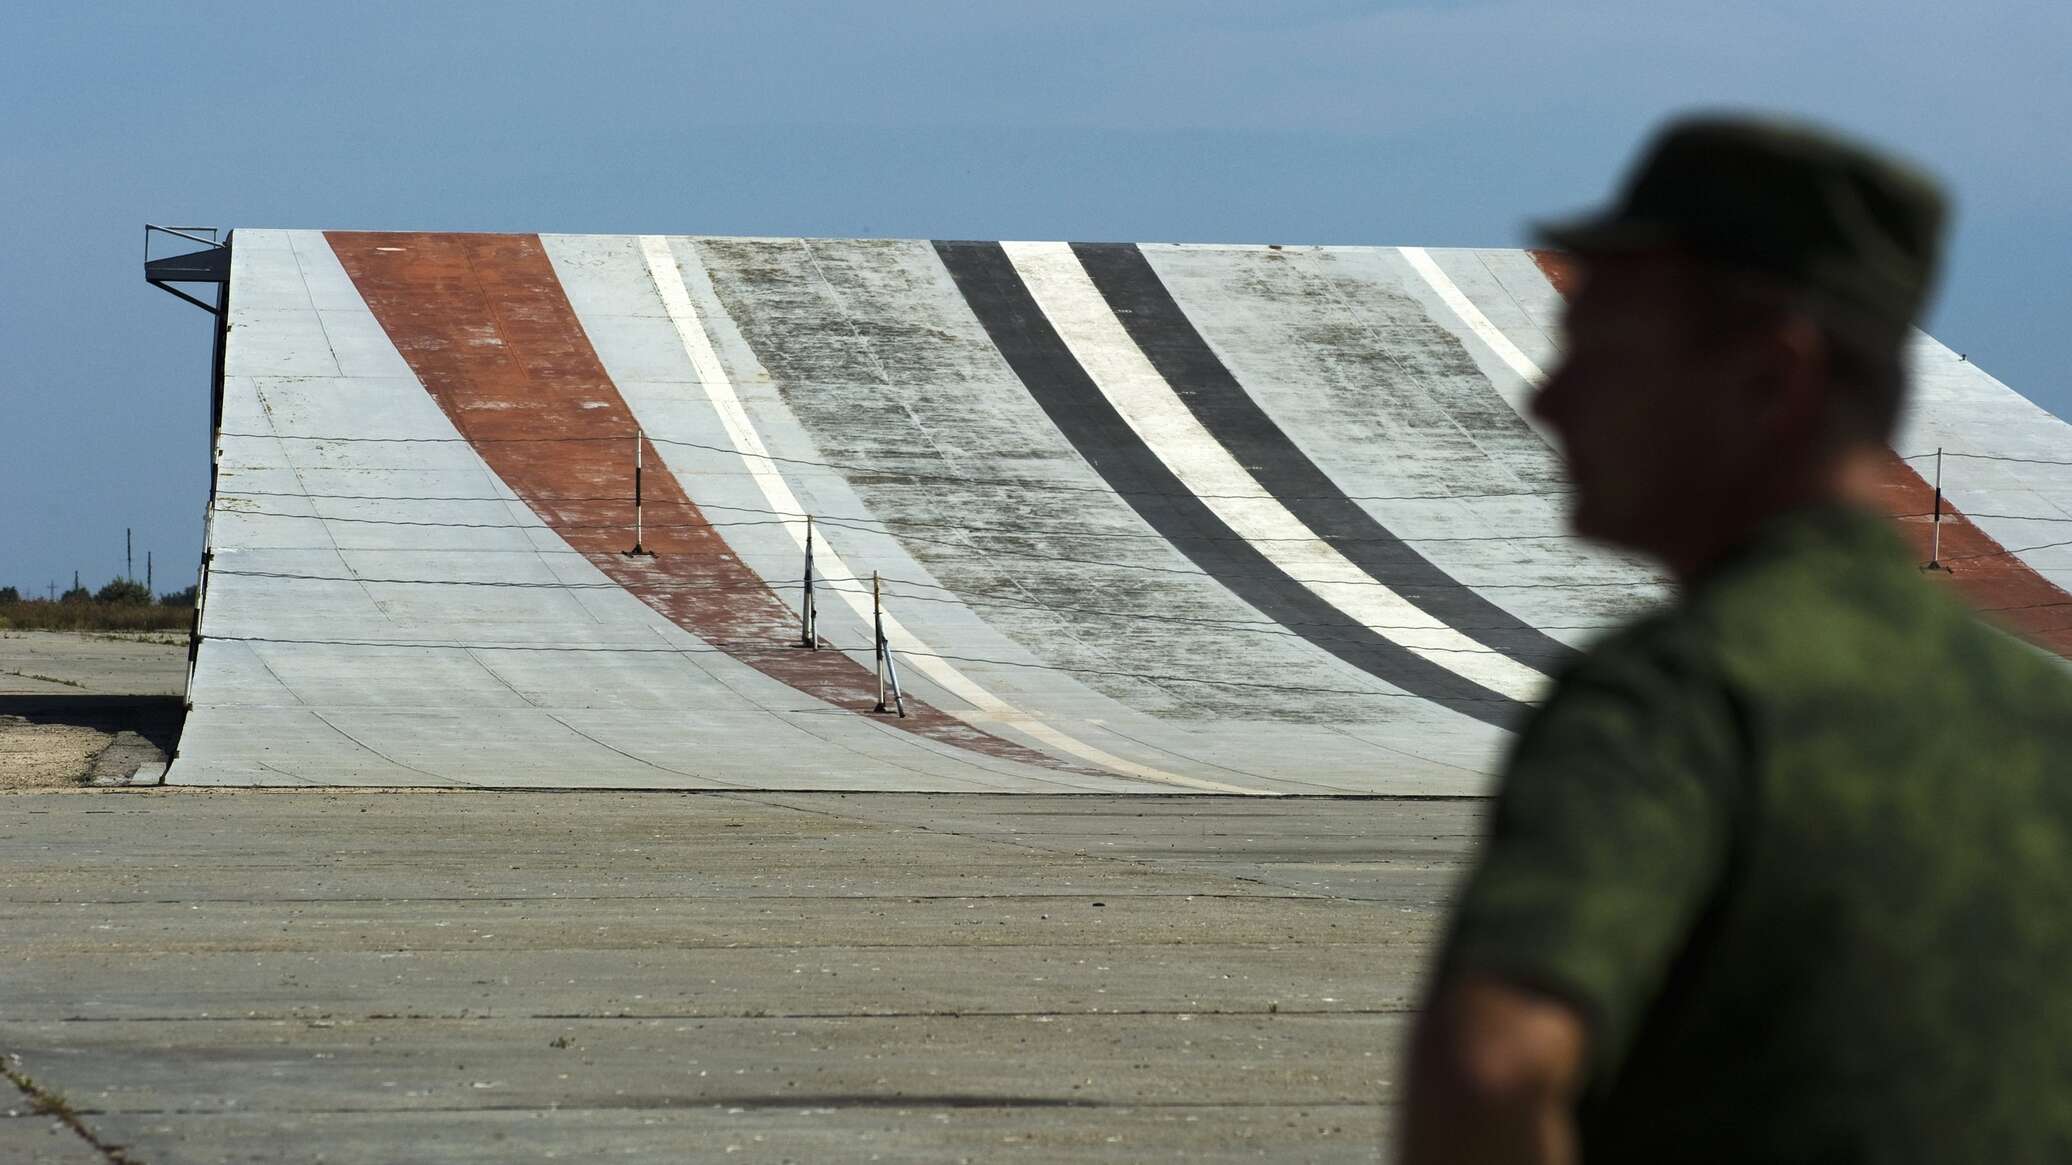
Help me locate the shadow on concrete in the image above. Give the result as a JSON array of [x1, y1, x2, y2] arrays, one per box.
[[0, 694, 186, 757]]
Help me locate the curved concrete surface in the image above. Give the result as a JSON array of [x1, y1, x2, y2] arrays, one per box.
[[168, 230, 2072, 793]]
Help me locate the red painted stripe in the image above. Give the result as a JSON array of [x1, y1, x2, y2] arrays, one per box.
[[1528, 251, 1584, 299], [1529, 250, 2072, 656], [326, 231, 1095, 774]]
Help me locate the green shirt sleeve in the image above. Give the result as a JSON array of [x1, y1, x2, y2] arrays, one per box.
[[1441, 623, 1746, 1081]]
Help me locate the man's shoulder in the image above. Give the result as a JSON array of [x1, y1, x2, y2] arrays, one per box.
[[1517, 610, 1745, 781], [1525, 503, 2072, 770], [1685, 508, 2071, 705], [1556, 507, 2072, 755], [1549, 605, 1725, 712]]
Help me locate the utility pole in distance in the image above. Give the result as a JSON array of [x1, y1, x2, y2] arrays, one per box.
[[127, 528, 134, 582]]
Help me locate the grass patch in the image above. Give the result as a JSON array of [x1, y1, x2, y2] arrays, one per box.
[[82, 632, 189, 646], [0, 670, 87, 689]]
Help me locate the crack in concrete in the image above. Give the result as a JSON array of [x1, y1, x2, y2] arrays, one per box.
[[2, 1050, 139, 1163]]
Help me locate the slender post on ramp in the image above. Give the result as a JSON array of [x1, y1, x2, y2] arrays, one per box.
[[871, 572, 906, 717], [1927, 447, 1944, 570], [884, 634, 907, 718], [874, 572, 908, 718], [873, 571, 888, 711], [624, 430, 653, 558], [798, 515, 819, 649]]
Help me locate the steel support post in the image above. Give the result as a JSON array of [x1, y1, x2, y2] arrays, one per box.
[[1928, 447, 1944, 570], [799, 515, 818, 648], [873, 572, 889, 712], [624, 431, 654, 557]]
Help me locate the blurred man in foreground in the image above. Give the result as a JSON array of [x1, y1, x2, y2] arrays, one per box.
[[1398, 115, 2072, 1163]]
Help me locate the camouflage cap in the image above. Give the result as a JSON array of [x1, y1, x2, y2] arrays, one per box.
[[1535, 114, 1949, 329]]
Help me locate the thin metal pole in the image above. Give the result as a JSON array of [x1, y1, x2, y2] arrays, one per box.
[[624, 431, 652, 557], [799, 515, 818, 649], [884, 637, 907, 719], [147, 552, 153, 595], [873, 571, 888, 712], [1928, 447, 1943, 569], [870, 570, 905, 717], [127, 528, 133, 582]]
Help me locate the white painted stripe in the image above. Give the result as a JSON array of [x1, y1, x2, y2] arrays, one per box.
[[636, 235, 1272, 795], [1398, 247, 1564, 460], [1003, 240, 1549, 704], [1399, 246, 1547, 403]]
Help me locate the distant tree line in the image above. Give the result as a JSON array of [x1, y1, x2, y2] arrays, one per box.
[[0, 578, 196, 631], [0, 582, 195, 606]]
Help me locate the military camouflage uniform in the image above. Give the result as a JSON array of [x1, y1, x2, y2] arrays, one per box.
[[1441, 504, 2072, 1163]]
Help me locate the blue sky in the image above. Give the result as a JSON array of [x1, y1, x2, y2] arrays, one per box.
[[5, 2, 2068, 597]]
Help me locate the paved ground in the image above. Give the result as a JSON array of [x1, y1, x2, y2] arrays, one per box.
[[0, 632, 186, 790], [0, 788, 1483, 1163], [0, 632, 188, 698]]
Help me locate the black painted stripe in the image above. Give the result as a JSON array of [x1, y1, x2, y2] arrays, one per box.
[[932, 240, 1523, 730], [1072, 242, 1581, 678]]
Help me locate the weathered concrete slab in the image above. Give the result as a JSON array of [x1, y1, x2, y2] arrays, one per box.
[[0, 1113, 106, 1165], [0, 632, 189, 698], [94, 1104, 1387, 1164], [0, 892, 1424, 955], [1, 633, 188, 792], [9, 1013, 1403, 1116], [0, 944, 1427, 1024], [755, 793, 1483, 903], [0, 789, 1477, 1161]]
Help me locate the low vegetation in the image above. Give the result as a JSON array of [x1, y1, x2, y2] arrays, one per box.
[[0, 582, 196, 633]]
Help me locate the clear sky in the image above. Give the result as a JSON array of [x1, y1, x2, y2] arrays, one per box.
[[6, 2, 2068, 598]]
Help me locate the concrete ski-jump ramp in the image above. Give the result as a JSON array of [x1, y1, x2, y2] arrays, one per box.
[[167, 231, 2072, 793]]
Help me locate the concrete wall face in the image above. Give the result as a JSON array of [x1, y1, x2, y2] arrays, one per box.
[[170, 231, 2072, 793]]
